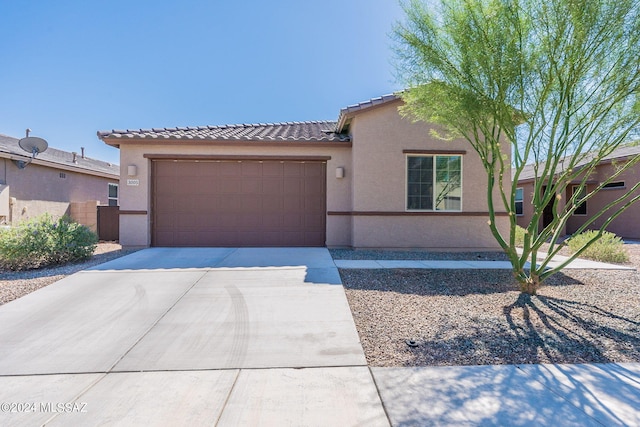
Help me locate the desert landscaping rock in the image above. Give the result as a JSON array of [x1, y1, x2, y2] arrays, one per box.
[[340, 244, 640, 367]]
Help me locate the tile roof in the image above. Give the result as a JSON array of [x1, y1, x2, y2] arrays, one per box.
[[339, 93, 400, 116], [0, 133, 119, 177], [98, 120, 350, 143], [336, 93, 402, 132], [516, 144, 640, 181]]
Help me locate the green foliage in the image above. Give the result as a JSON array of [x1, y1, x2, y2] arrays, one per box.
[[567, 231, 629, 264], [0, 214, 98, 270], [394, 0, 640, 293], [514, 225, 526, 247]]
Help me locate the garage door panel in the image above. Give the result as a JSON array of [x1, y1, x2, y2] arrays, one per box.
[[238, 212, 260, 227], [283, 197, 303, 211], [304, 196, 324, 211], [262, 213, 283, 227], [201, 198, 222, 214], [220, 179, 242, 194], [241, 162, 261, 176], [155, 197, 175, 212], [305, 214, 325, 227], [211, 231, 238, 246], [305, 179, 324, 193], [216, 213, 238, 227], [283, 213, 303, 226], [241, 197, 260, 211], [262, 179, 283, 195], [237, 231, 262, 246], [218, 162, 240, 175], [283, 162, 303, 176], [262, 196, 283, 213], [217, 195, 241, 212], [283, 179, 303, 195], [153, 160, 325, 247], [305, 232, 325, 246], [154, 215, 176, 230], [262, 162, 283, 176], [305, 163, 324, 176], [242, 179, 261, 194]]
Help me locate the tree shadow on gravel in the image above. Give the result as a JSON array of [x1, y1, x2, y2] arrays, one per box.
[[339, 268, 585, 296], [400, 293, 640, 366]]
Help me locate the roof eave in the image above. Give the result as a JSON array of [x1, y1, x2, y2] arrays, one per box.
[[0, 150, 119, 179]]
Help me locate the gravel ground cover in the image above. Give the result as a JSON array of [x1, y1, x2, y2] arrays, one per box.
[[0, 243, 138, 305], [340, 244, 640, 366], [330, 248, 509, 261]]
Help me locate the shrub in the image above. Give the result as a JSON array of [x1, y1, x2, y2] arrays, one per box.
[[0, 214, 98, 270], [567, 230, 629, 264], [514, 225, 527, 247]]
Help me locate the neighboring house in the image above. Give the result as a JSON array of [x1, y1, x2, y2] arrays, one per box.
[[515, 145, 640, 239], [0, 133, 120, 232], [98, 94, 509, 249]]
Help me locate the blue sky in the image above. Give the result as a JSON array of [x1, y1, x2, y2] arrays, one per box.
[[0, 1, 405, 165]]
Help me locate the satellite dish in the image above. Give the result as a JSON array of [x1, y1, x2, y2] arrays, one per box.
[[18, 136, 48, 155], [14, 133, 48, 169]]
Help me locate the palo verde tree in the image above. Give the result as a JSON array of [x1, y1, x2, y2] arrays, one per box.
[[394, 0, 640, 294]]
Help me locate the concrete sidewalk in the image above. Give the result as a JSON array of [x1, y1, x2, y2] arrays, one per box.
[[373, 363, 640, 426], [335, 256, 635, 270]]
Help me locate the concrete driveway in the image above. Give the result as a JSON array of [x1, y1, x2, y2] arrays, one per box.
[[0, 248, 389, 426]]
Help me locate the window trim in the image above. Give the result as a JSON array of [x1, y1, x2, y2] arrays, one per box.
[[515, 187, 524, 216], [108, 183, 119, 207], [405, 154, 463, 212], [572, 185, 587, 216]]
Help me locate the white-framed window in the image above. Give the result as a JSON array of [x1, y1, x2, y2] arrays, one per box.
[[515, 187, 524, 216], [603, 181, 625, 190], [406, 155, 462, 211], [108, 183, 119, 206], [572, 185, 587, 215]]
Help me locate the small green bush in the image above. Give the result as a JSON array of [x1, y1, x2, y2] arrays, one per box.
[[567, 230, 629, 263], [0, 214, 98, 270], [514, 225, 527, 247]]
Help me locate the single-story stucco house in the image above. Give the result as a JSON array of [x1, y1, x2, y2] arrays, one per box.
[[516, 144, 640, 239], [0, 133, 120, 232], [98, 94, 509, 249]]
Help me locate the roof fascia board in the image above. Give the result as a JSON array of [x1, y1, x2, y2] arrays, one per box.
[[100, 138, 352, 148]]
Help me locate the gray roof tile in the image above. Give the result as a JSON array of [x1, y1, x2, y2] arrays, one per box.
[[516, 144, 640, 181], [0, 133, 119, 177], [98, 120, 349, 143]]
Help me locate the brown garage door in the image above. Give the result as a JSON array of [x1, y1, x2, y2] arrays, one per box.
[[152, 159, 326, 247]]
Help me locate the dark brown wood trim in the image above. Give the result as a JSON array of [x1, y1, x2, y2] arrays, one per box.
[[105, 139, 351, 148], [119, 210, 148, 215], [327, 211, 508, 217], [143, 154, 332, 161], [403, 149, 467, 155]]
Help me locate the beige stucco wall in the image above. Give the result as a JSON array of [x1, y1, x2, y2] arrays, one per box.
[[0, 184, 9, 222], [517, 160, 640, 239], [567, 162, 640, 239], [1, 158, 118, 225], [516, 181, 567, 234], [117, 143, 353, 247], [346, 100, 509, 249], [116, 101, 511, 249], [70, 200, 99, 232]]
